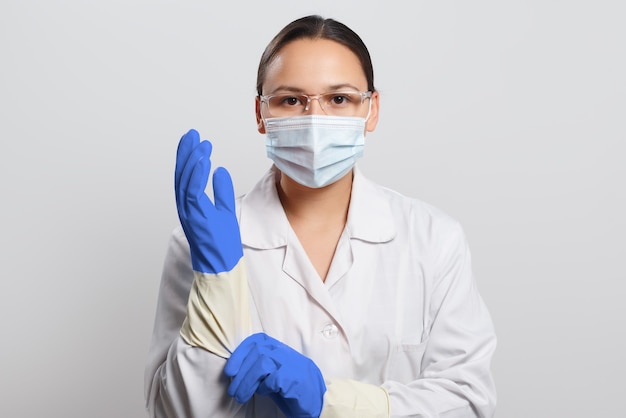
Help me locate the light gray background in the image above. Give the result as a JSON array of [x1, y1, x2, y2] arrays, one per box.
[[1, 1, 624, 417]]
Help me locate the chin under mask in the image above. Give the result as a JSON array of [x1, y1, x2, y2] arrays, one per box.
[[264, 115, 366, 188]]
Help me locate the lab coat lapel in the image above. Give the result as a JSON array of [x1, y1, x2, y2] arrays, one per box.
[[280, 165, 398, 322], [238, 166, 288, 250], [281, 226, 347, 323], [346, 166, 397, 244], [323, 228, 353, 290], [237, 166, 397, 338], [238, 167, 347, 323]]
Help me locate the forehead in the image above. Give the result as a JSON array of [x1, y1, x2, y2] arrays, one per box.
[[263, 38, 367, 94]]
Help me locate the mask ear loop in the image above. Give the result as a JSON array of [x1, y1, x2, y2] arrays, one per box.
[[259, 97, 271, 129], [364, 94, 373, 122]]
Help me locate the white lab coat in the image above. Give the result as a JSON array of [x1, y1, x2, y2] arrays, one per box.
[[144, 166, 497, 417]]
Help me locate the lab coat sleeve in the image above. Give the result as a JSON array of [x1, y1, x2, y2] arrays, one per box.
[[180, 259, 252, 358], [321, 378, 390, 418], [144, 227, 246, 418], [382, 217, 497, 418]]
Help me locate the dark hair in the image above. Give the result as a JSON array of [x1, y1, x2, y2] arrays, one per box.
[[256, 15, 375, 95]]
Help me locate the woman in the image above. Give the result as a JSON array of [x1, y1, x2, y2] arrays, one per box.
[[145, 15, 497, 418]]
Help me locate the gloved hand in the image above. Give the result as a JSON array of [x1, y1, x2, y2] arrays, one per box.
[[224, 333, 327, 418], [175, 129, 243, 274]]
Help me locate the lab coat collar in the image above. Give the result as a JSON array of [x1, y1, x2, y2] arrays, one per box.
[[239, 166, 289, 249], [239, 165, 397, 249], [347, 165, 397, 243]]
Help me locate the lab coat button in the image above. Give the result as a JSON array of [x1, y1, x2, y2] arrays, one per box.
[[321, 324, 339, 339]]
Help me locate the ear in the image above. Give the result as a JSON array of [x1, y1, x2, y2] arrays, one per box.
[[366, 91, 380, 133], [255, 96, 266, 134]]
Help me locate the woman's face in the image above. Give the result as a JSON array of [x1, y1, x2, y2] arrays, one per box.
[[256, 38, 379, 133]]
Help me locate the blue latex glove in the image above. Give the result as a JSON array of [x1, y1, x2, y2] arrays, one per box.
[[175, 129, 243, 274], [224, 333, 327, 418]]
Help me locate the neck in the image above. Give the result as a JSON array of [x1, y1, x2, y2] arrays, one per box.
[[277, 169, 353, 225]]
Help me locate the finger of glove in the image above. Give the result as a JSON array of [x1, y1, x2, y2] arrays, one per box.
[[175, 129, 201, 198], [270, 391, 323, 418], [257, 367, 286, 395], [225, 333, 270, 377], [177, 140, 212, 220], [228, 351, 278, 403], [266, 373, 325, 418], [259, 349, 310, 396], [212, 167, 237, 215], [185, 150, 214, 214]]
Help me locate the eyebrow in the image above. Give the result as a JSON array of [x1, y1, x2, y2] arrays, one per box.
[[266, 83, 363, 95]]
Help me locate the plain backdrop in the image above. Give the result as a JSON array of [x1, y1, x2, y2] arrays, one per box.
[[1, 1, 624, 417]]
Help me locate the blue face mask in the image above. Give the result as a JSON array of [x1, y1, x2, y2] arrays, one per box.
[[264, 115, 366, 188]]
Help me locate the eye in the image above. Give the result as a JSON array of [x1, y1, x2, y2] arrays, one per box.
[[327, 92, 356, 107], [277, 95, 304, 107], [332, 95, 349, 105]]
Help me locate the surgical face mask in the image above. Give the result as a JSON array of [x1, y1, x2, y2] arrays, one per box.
[[264, 115, 366, 188]]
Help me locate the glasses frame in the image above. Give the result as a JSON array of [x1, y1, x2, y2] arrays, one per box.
[[259, 90, 373, 117]]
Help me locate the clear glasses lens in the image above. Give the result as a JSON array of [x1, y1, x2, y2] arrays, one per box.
[[263, 91, 371, 117]]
